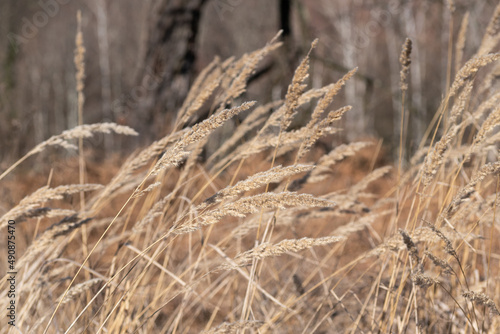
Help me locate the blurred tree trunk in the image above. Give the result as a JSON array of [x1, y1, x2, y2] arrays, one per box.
[[335, 0, 367, 141], [131, 0, 208, 138], [95, 0, 113, 151], [386, 15, 401, 159], [1, 0, 21, 161]]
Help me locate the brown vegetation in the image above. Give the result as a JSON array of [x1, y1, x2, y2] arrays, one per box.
[[1, 2, 500, 334]]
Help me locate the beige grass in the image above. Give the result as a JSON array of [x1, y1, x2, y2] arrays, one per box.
[[1, 9, 500, 334]]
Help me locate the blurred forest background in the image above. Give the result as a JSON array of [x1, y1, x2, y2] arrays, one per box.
[[1, 0, 499, 164]]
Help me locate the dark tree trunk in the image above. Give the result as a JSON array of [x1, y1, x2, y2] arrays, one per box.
[[280, 0, 291, 37], [131, 0, 208, 138]]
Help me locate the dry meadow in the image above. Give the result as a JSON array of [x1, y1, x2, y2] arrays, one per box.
[[1, 4, 500, 334]]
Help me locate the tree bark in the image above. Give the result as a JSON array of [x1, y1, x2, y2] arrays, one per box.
[[131, 0, 208, 138]]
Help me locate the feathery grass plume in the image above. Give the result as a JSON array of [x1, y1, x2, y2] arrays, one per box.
[[132, 195, 170, 232], [477, 3, 500, 55], [215, 33, 282, 109], [231, 211, 275, 237], [477, 193, 500, 224], [445, 162, 500, 217], [412, 272, 439, 289], [41, 261, 74, 280], [479, 61, 500, 96], [399, 38, 412, 92], [201, 192, 334, 234], [308, 68, 357, 128], [222, 236, 345, 269], [213, 57, 244, 105], [185, 101, 256, 146], [0, 184, 103, 230], [462, 291, 500, 316], [443, 217, 482, 252], [207, 100, 282, 166], [469, 91, 500, 125], [112, 131, 189, 179], [2, 207, 67, 224], [275, 125, 343, 159], [475, 104, 500, 144], [202, 320, 264, 334], [177, 57, 222, 126], [485, 134, 500, 147], [448, 193, 485, 226], [332, 210, 391, 238], [425, 221, 458, 260], [424, 251, 453, 275], [322, 141, 372, 164], [348, 166, 392, 196], [421, 125, 459, 189], [297, 106, 351, 160], [399, 229, 420, 264], [209, 75, 356, 172], [74, 10, 85, 113], [74, 12, 88, 222], [449, 53, 500, 97], [236, 204, 339, 235], [91, 173, 146, 209], [265, 127, 314, 153], [213, 125, 338, 171], [448, 81, 473, 128], [288, 142, 372, 190], [206, 164, 314, 204], [39, 208, 78, 219], [318, 195, 368, 215], [57, 278, 103, 305], [369, 225, 480, 258], [456, 12, 469, 74], [128, 129, 190, 173], [281, 39, 318, 130], [92, 128, 190, 205], [131, 181, 161, 199], [174, 192, 334, 234], [259, 83, 344, 133], [485, 4, 500, 39], [180, 56, 220, 109], [178, 74, 222, 127], [18, 215, 93, 268], [409, 144, 431, 167], [398, 37, 411, 208], [0, 123, 137, 182], [177, 138, 206, 188], [32, 123, 138, 154], [151, 101, 255, 176], [234, 200, 377, 237], [298, 82, 344, 104], [303, 142, 372, 185]]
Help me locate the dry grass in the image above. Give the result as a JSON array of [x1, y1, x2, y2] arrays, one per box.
[[1, 8, 500, 334]]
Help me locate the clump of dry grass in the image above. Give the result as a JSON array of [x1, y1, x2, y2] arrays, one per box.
[[201, 320, 264, 334], [1, 9, 500, 334], [449, 53, 500, 97], [0, 123, 137, 183], [0, 184, 102, 230], [463, 291, 500, 316], [220, 236, 346, 270]]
